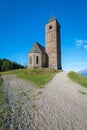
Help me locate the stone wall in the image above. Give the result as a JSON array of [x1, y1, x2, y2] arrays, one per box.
[[42, 54, 47, 67], [45, 19, 62, 69], [28, 53, 46, 69]]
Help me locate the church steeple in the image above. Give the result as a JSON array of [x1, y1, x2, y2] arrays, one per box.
[[48, 16, 56, 23], [28, 16, 62, 70], [45, 16, 62, 70], [48, 16, 60, 27]]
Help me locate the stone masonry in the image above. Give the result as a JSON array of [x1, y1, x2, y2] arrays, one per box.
[[45, 17, 62, 69], [28, 16, 62, 70]]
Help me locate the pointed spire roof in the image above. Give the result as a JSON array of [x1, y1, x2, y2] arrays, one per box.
[[47, 16, 60, 27], [48, 16, 56, 23], [29, 42, 45, 54]]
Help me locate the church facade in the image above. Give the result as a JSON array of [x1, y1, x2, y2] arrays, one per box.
[[28, 17, 62, 70]]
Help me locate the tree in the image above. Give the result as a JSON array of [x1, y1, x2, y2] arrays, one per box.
[[1, 60, 10, 71], [0, 58, 24, 72]]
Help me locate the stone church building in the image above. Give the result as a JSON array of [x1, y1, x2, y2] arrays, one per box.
[[28, 16, 62, 70]]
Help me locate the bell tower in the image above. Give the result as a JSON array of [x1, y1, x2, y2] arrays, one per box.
[[45, 16, 62, 70]]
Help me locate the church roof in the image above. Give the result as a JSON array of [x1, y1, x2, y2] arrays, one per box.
[[29, 42, 46, 54], [47, 16, 60, 27], [48, 16, 56, 22]]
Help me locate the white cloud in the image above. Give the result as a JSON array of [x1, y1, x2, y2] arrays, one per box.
[[75, 39, 87, 46], [77, 62, 87, 65], [71, 61, 87, 65], [64, 61, 87, 71], [64, 61, 87, 68], [84, 45, 87, 50]]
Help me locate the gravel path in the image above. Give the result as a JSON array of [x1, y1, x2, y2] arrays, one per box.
[[2, 72, 87, 130], [2, 75, 41, 130], [33, 72, 87, 130]]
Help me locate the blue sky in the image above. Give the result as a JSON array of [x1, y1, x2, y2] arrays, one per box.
[[0, 0, 87, 71]]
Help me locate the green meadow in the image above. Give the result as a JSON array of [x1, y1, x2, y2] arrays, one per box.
[[0, 75, 7, 129], [0, 68, 61, 88], [68, 71, 87, 88]]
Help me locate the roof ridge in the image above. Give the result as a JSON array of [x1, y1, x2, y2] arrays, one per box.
[[35, 42, 44, 48], [29, 42, 45, 53], [48, 16, 56, 23]]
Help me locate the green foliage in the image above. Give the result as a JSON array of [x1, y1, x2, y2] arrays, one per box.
[[68, 71, 87, 88], [1, 60, 10, 71], [0, 58, 24, 72], [0, 75, 7, 129], [1, 68, 61, 88]]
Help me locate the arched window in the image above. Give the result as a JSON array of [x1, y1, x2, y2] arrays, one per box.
[[36, 56, 39, 64], [29, 56, 32, 64], [49, 25, 52, 30]]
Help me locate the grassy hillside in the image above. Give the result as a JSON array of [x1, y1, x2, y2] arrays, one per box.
[[68, 71, 87, 88], [0, 75, 7, 129], [0, 68, 61, 88]]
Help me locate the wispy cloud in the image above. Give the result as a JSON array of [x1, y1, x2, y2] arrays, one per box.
[[64, 61, 87, 71], [84, 45, 87, 50], [75, 39, 87, 46], [65, 61, 87, 67], [72, 61, 87, 65]]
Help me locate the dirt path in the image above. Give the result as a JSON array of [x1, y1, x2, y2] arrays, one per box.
[[33, 72, 87, 130], [2, 72, 87, 130], [2, 75, 41, 130]]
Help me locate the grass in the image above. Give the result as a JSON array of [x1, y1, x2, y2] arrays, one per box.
[[78, 90, 87, 95], [68, 71, 87, 88], [0, 68, 61, 88], [31, 104, 37, 108], [0, 75, 7, 129]]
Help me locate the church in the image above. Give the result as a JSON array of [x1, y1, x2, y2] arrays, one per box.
[[28, 16, 62, 70]]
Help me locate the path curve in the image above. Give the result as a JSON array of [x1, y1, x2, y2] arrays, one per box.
[[33, 71, 87, 130], [2, 72, 87, 130], [2, 75, 40, 130]]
